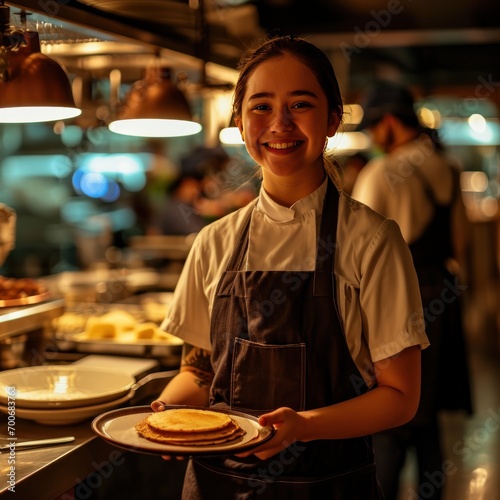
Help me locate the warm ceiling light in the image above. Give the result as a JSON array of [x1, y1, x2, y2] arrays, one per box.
[[0, 5, 81, 123], [108, 65, 202, 138], [219, 114, 243, 145]]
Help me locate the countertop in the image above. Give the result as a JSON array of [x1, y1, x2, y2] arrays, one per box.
[[0, 365, 180, 499], [0, 299, 65, 340], [1, 417, 120, 499]]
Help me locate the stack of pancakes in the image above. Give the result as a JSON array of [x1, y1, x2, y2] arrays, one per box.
[[135, 408, 246, 446]]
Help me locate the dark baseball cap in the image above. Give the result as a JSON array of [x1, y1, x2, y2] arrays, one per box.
[[357, 80, 419, 130]]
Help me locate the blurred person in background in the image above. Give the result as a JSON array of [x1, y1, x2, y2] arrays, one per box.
[[154, 172, 207, 236], [153, 146, 256, 235], [340, 151, 369, 195], [352, 80, 473, 500]]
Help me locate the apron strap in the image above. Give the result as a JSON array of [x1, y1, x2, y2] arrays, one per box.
[[313, 178, 339, 296]]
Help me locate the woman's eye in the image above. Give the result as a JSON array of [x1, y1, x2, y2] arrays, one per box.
[[253, 104, 270, 111], [293, 101, 312, 109]]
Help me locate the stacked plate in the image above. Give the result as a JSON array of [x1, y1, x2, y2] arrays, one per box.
[[0, 365, 135, 425]]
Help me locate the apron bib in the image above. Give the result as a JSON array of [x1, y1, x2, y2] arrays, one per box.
[[183, 180, 383, 499]]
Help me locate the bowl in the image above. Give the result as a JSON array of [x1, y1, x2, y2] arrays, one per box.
[[0, 365, 135, 409]]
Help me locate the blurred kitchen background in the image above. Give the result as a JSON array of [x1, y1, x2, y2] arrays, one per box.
[[1, 2, 499, 499], [1, 0, 499, 346]]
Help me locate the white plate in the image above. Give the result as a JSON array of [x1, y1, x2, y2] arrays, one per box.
[[0, 365, 135, 409], [0, 389, 134, 425], [92, 405, 275, 456]]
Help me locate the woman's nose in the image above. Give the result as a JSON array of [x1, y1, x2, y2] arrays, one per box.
[[270, 106, 294, 132]]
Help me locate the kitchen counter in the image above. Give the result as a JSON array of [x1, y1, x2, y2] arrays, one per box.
[[0, 366, 184, 499], [0, 417, 121, 499], [1, 412, 187, 500], [0, 299, 65, 340]]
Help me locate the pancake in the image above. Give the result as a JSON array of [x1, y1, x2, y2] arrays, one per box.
[[135, 408, 247, 446], [147, 408, 233, 433]]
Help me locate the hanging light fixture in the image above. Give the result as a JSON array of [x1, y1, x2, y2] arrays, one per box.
[[108, 64, 202, 138], [0, 3, 81, 123], [219, 115, 244, 145]]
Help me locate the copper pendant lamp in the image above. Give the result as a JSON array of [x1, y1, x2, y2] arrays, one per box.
[[0, 4, 81, 123], [108, 65, 202, 138]]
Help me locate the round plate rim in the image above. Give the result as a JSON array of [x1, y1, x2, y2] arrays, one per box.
[[0, 365, 135, 409], [92, 405, 275, 456]]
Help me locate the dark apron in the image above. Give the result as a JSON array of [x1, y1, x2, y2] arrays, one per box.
[[182, 180, 383, 499], [408, 167, 472, 422]]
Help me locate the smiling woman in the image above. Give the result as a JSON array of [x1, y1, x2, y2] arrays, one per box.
[[152, 35, 428, 500]]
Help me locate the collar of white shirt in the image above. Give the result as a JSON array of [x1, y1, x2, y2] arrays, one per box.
[[246, 178, 328, 271], [256, 177, 327, 222]]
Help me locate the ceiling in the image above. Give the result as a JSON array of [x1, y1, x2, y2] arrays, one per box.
[[3, 0, 500, 111]]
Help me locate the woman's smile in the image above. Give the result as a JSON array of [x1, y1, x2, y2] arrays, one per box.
[[264, 140, 303, 151]]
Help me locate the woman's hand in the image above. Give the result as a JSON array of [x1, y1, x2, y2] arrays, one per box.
[[151, 399, 167, 412], [235, 407, 307, 460]]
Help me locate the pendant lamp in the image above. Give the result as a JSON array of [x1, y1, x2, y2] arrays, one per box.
[[108, 65, 202, 138], [0, 4, 81, 123]]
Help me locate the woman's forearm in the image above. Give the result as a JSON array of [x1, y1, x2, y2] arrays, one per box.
[[300, 345, 421, 441], [300, 383, 417, 441], [156, 370, 210, 407]]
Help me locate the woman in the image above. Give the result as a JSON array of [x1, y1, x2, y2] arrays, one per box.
[[153, 36, 429, 499]]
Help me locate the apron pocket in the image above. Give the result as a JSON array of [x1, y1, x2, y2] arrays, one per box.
[[231, 338, 306, 413]]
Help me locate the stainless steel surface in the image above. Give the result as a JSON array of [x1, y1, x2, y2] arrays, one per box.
[[0, 417, 119, 497], [0, 435, 75, 451], [0, 298, 65, 339]]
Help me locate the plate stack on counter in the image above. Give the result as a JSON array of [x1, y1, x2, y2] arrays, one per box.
[[0, 366, 136, 425]]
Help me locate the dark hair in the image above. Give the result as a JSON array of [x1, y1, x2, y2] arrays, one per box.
[[358, 80, 420, 130], [232, 35, 343, 122]]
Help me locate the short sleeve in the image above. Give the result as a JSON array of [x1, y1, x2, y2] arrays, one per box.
[[359, 218, 429, 362], [161, 234, 212, 352]]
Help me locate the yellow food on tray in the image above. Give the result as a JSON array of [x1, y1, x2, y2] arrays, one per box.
[[100, 310, 137, 331], [54, 307, 182, 344], [86, 320, 117, 339], [84, 310, 137, 339], [53, 312, 87, 333], [134, 322, 157, 339]]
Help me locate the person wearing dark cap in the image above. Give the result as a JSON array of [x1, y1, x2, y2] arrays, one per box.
[[352, 80, 473, 500]]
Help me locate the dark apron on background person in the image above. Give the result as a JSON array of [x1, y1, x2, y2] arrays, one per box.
[[182, 180, 384, 499], [408, 166, 472, 421], [372, 167, 472, 500]]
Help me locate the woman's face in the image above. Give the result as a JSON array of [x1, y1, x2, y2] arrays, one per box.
[[235, 53, 339, 183]]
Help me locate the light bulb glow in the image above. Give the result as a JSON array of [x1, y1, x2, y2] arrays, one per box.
[[109, 118, 202, 137], [0, 106, 82, 123]]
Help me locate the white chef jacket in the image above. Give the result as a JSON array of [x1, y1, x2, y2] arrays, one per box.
[[162, 177, 429, 387], [351, 137, 457, 245]]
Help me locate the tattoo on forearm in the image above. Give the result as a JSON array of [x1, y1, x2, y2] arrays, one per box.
[[181, 343, 213, 388]]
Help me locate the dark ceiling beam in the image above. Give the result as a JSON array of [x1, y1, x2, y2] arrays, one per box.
[[6, 0, 205, 61]]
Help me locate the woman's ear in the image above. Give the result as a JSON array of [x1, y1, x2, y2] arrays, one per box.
[[327, 111, 341, 138], [234, 116, 243, 135]]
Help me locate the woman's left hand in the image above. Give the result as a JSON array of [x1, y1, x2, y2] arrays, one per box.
[[235, 407, 307, 460]]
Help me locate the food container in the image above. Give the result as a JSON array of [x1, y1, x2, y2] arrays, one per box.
[[52, 297, 181, 368]]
